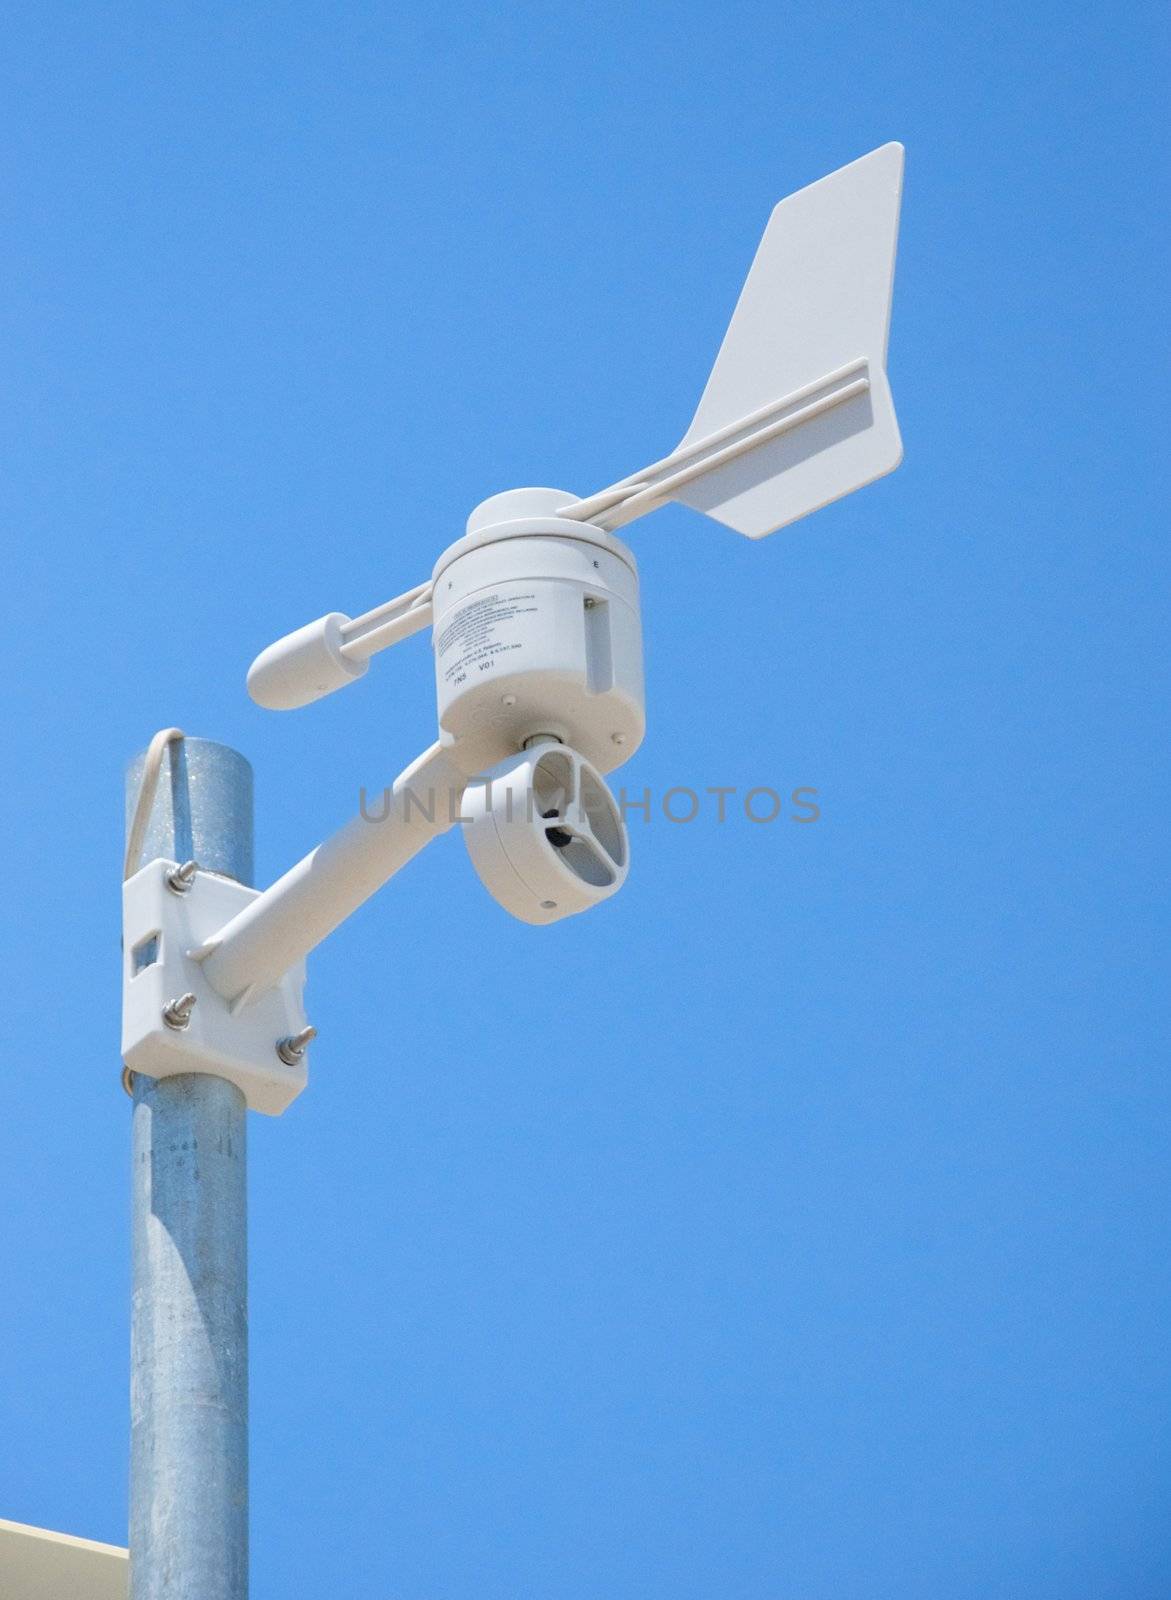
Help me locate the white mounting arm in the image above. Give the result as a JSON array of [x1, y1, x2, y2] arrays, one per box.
[[197, 741, 467, 1006], [121, 739, 470, 1114]]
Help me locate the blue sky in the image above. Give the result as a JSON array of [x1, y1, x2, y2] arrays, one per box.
[[1, 3, 1168, 1596]]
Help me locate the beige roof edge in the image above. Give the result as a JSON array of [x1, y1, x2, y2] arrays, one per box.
[[0, 1517, 128, 1600], [0, 1517, 127, 1557]]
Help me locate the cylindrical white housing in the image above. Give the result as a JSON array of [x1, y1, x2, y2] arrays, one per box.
[[431, 492, 645, 774], [247, 612, 368, 710]]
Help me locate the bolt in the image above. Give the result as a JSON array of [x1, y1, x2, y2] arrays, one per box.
[[502, 693, 517, 707], [611, 732, 626, 746], [166, 859, 198, 894], [583, 596, 598, 609], [277, 1025, 317, 1065], [162, 992, 197, 1030]]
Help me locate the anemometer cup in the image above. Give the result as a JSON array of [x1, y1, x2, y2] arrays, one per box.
[[462, 746, 629, 925]]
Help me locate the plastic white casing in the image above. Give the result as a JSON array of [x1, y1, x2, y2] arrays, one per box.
[[122, 859, 309, 1115], [431, 490, 645, 775], [462, 744, 630, 925], [246, 611, 368, 711]]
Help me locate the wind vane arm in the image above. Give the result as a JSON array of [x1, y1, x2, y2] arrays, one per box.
[[556, 357, 874, 533]]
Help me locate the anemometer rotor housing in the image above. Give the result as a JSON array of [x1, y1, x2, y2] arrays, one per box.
[[462, 742, 630, 925]]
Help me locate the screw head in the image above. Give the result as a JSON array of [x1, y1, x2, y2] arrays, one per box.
[[277, 1025, 317, 1066], [162, 992, 197, 1030], [166, 860, 198, 894]]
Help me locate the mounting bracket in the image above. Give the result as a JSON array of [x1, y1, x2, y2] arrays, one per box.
[[122, 859, 309, 1115]]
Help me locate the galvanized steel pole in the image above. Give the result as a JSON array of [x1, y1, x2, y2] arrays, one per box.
[[126, 737, 253, 1600]]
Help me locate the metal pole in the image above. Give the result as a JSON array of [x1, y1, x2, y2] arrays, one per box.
[[126, 737, 253, 1600]]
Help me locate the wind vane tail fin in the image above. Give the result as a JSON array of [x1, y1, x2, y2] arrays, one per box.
[[672, 142, 905, 538]]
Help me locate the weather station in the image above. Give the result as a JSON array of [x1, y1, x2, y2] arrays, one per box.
[[118, 143, 905, 1600]]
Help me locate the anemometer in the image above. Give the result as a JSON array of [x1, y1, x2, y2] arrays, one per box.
[[122, 143, 905, 1114]]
